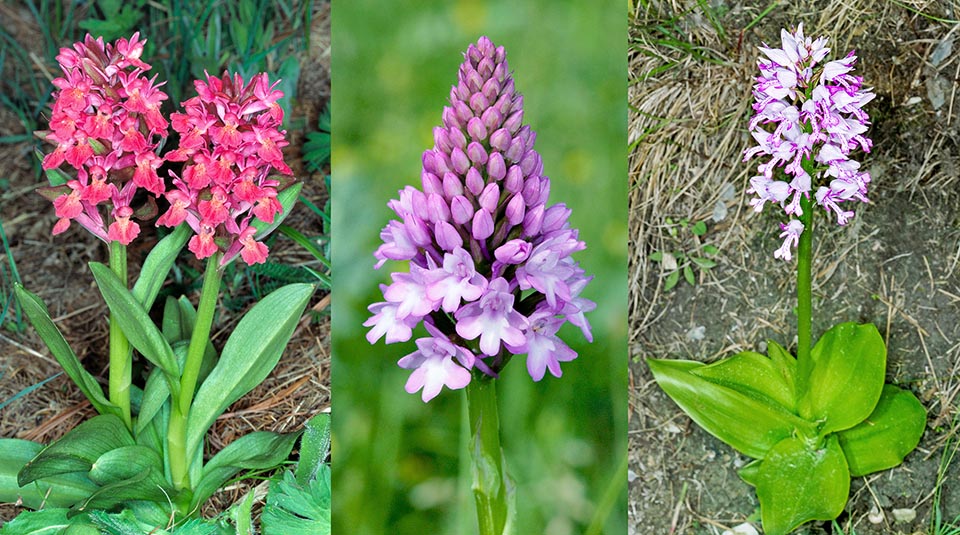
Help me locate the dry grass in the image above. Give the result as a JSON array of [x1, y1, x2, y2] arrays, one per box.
[[629, 1, 960, 533]]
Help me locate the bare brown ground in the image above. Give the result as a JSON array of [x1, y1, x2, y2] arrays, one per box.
[[0, 1, 330, 523], [630, 1, 960, 534]]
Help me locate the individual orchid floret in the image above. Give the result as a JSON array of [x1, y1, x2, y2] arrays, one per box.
[[157, 71, 293, 265], [367, 36, 594, 401], [743, 24, 874, 260], [40, 33, 169, 245]]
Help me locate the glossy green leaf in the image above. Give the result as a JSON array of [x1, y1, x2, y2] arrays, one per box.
[[185, 283, 314, 463], [682, 265, 695, 285], [193, 431, 300, 508], [296, 413, 331, 484], [131, 224, 190, 311], [691, 350, 795, 411], [737, 459, 761, 487], [19, 415, 134, 486], [690, 257, 716, 269], [766, 340, 797, 398], [74, 469, 162, 514], [838, 384, 927, 476], [0, 508, 71, 535], [756, 435, 849, 535], [14, 284, 120, 418], [87, 445, 163, 486], [648, 358, 816, 459], [0, 439, 96, 510], [799, 322, 885, 435], [89, 263, 180, 391]]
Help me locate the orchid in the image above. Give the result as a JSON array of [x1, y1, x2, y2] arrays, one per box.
[[366, 36, 594, 403], [39, 32, 169, 245], [743, 23, 874, 260], [649, 24, 926, 535]]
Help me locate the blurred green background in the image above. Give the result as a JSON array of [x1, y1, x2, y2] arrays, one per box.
[[330, 1, 626, 534]]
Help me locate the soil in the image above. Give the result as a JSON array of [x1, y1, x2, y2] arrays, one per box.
[[0, 1, 330, 523], [629, 1, 960, 534]]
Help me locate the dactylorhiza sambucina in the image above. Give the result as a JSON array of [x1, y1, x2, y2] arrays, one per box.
[[365, 36, 595, 402], [742, 23, 874, 261]]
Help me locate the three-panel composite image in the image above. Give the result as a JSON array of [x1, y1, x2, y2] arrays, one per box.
[[0, 1, 957, 534]]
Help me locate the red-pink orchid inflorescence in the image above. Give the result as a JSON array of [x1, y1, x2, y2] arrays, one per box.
[[159, 71, 292, 265], [42, 32, 169, 245], [40, 33, 292, 266]]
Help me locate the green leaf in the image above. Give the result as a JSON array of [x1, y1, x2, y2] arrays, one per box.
[[798, 322, 885, 435], [80, 446, 171, 509], [0, 439, 96, 510], [0, 508, 71, 535], [737, 459, 761, 487], [44, 166, 72, 187], [664, 270, 679, 291], [14, 284, 120, 418], [193, 431, 300, 508], [691, 220, 707, 236], [230, 490, 256, 535], [691, 351, 796, 412], [648, 251, 663, 262], [261, 469, 331, 535], [185, 283, 314, 464], [296, 413, 331, 485], [131, 224, 191, 311], [647, 358, 816, 459], [766, 340, 797, 398], [682, 265, 695, 285], [837, 384, 927, 477], [701, 244, 719, 255], [690, 257, 717, 269], [756, 435, 850, 535], [89, 262, 180, 389], [19, 415, 134, 487]]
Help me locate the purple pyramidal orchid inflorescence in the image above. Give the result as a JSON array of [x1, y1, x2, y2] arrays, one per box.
[[743, 24, 874, 261], [366, 36, 595, 402]]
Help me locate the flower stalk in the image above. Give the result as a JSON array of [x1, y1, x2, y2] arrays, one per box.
[[107, 240, 131, 429], [467, 376, 512, 535]]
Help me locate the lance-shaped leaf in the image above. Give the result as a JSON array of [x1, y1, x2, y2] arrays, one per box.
[[13, 284, 120, 418], [185, 283, 315, 463], [192, 431, 301, 508], [798, 322, 885, 435], [691, 350, 795, 411], [131, 224, 191, 310], [79, 445, 171, 509], [0, 439, 97, 510], [648, 358, 816, 459], [89, 262, 180, 397], [756, 435, 850, 535], [18, 415, 133, 486], [837, 384, 927, 476]]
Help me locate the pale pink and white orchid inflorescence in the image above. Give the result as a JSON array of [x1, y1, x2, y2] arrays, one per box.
[[743, 23, 874, 261]]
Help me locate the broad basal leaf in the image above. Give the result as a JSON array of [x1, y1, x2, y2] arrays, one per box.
[[648, 358, 815, 459], [691, 350, 795, 411], [19, 415, 133, 486], [131, 224, 190, 311], [799, 322, 885, 435], [0, 439, 96, 510], [756, 435, 850, 535], [837, 384, 927, 476]]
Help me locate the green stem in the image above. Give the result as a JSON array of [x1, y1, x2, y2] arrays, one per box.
[[107, 241, 131, 430], [795, 193, 814, 395], [467, 377, 511, 535], [168, 253, 222, 491]]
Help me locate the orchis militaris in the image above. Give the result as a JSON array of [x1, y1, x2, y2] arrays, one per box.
[[2, 33, 312, 525], [648, 24, 926, 535], [366, 37, 594, 535]]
